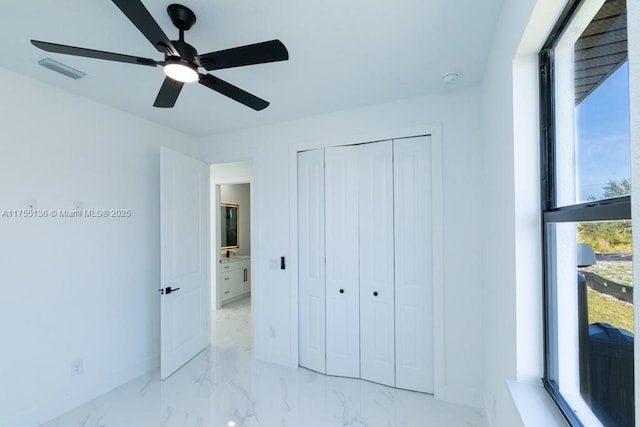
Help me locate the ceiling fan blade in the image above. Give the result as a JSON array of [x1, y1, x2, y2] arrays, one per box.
[[197, 40, 289, 71], [199, 74, 269, 110], [31, 40, 158, 67], [153, 77, 184, 108], [111, 0, 177, 56]]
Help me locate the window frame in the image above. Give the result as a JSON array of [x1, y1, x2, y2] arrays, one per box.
[[539, 0, 632, 425]]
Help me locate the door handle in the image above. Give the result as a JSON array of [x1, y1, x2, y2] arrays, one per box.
[[243, 268, 247, 282], [373, 291, 378, 297], [339, 289, 344, 294], [159, 286, 181, 295]]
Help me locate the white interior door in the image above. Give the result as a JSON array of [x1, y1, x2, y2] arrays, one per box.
[[325, 146, 360, 378], [358, 141, 395, 387], [297, 149, 326, 373], [394, 136, 433, 393], [160, 147, 210, 380]]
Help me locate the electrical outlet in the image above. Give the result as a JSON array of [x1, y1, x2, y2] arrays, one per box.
[[71, 359, 83, 376]]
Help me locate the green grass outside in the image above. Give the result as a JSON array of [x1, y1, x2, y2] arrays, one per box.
[[582, 260, 633, 286], [588, 287, 634, 333]]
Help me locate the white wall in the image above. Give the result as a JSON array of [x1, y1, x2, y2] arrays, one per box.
[[0, 66, 198, 426], [480, 0, 599, 425], [480, 1, 535, 425], [199, 87, 485, 407], [212, 160, 253, 181], [220, 183, 251, 256]]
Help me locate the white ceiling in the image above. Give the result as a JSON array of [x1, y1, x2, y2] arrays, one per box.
[[1, 0, 504, 137]]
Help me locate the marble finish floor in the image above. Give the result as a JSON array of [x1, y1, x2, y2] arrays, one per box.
[[42, 297, 486, 427]]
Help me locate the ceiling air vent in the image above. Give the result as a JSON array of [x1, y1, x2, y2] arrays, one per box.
[[38, 57, 86, 80]]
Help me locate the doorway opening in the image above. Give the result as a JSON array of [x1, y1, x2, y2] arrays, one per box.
[[210, 161, 254, 349]]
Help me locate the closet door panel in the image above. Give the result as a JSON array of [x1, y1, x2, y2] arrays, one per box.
[[394, 136, 433, 393], [325, 146, 360, 377], [298, 149, 326, 373], [358, 141, 395, 387]]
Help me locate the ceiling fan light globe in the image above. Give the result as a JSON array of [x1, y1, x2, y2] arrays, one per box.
[[164, 62, 198, 83]]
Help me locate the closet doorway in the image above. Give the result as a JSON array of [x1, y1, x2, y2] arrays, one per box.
[[298, 136, 436, 394]]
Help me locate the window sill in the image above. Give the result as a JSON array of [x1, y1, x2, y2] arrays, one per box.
[[507, 380, 569, 427]]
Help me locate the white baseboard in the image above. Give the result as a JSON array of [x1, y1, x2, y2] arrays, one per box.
[[437, 384, 484, 409], [3, 354, 160, 427]]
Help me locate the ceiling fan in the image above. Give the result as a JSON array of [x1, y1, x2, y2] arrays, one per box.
[[31, 1, 289, 110]]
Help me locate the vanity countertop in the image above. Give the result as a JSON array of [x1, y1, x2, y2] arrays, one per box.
[[220, 255, 250, 264]]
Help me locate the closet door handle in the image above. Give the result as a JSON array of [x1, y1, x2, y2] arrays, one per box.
[[373, 291, 378, 297], [243, 268, 247, 282], [339, 289, 344, 294]]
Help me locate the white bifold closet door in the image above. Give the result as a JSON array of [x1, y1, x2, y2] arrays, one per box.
[[325, 146, 360, 377], [358, 141, 395, 387], [298, 148, 326, 374], [297, 136, 433, 393], [394, 136, 433, 393]]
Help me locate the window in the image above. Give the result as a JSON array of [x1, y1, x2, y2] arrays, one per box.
[[540, 0, 632, 425]]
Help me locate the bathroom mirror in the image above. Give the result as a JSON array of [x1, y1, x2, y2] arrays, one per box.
[[221, 203, 239, 249]]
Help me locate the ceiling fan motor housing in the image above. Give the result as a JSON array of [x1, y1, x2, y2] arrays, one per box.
[[169, 40, 198, 63], [166, 5, 198, 67]]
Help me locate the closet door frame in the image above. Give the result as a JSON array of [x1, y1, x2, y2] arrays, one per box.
[[288, 124, 444, 397]]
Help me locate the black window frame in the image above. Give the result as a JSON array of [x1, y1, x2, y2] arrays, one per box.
[[539, 0, 632, 425]]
